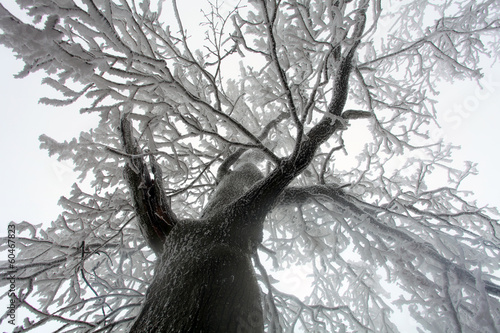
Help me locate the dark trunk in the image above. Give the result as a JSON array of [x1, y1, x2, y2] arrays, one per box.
[[129, 219, 263, 333]]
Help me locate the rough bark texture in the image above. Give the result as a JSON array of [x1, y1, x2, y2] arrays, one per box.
[[129, 220, 263, 332]]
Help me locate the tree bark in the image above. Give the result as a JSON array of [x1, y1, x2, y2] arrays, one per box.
[[129, 220, 263, 332]]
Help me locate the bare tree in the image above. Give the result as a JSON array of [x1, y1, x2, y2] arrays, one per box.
[[1, 0, 500, 332]]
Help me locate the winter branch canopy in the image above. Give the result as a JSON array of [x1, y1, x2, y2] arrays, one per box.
[[0, 0, 500, 332]]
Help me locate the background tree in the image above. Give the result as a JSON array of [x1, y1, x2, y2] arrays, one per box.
[[1, 0, 500, 332]]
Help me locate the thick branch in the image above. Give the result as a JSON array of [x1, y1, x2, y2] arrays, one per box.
[[289, 8, 366, 163], [120, 115, 177, 255], [221, 9, 367, 236]]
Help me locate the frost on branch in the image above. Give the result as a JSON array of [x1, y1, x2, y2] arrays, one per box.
[[1, 0, 500, 332]]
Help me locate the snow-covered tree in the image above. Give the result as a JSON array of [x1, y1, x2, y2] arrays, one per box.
[[1, 0, 500, 331]]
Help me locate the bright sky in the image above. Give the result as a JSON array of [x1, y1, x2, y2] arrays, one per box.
[[0, 47, 98, 228], [436, 67, 500, 207]]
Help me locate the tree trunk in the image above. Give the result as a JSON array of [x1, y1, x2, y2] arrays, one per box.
[[129, 219, 263, 333]]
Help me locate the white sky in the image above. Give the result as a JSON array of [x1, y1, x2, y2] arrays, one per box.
[[0, 48, 98, 227], [436, 68, 500, 207]]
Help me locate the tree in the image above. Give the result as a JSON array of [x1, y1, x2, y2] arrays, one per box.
[[1, 0, 499, 331]]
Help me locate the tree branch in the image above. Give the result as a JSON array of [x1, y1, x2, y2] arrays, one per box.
[[276, 184, 500, 298], [216, 112, 288, 182], [259, 0, 302, 134], [120, 114, 177, 255], [220, 8, 367, 240]]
